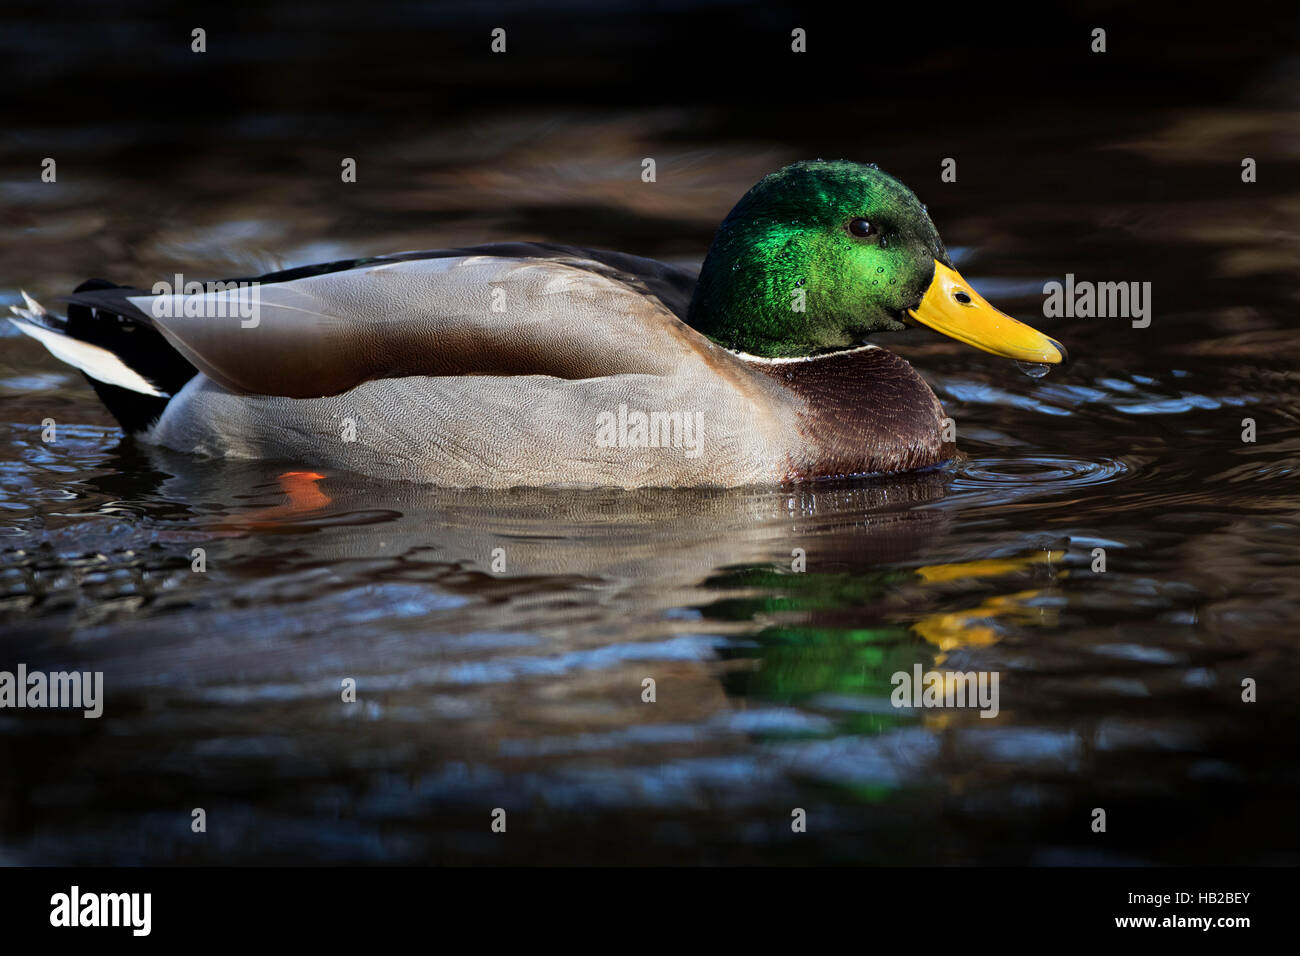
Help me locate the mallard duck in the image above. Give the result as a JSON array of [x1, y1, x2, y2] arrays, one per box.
[[8, 160, 1064, 488]]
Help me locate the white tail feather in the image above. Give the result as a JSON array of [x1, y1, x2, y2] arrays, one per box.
[[8, 292, 167, 397]]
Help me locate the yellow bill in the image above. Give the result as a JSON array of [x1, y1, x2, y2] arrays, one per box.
[[908, 261, 1066, 364]]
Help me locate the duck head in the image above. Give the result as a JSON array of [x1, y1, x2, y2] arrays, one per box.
[[688, 159, 1066, 364]]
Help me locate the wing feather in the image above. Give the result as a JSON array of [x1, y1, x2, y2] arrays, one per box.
[[122, 252, 704, 398]]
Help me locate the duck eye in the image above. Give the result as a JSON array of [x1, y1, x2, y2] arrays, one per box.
[[847, 218, 875, 238]]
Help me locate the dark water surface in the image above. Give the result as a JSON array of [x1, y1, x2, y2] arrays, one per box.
[[2, 2, 1299, 864]]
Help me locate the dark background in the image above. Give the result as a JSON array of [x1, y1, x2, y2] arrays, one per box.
[[4, 0, 1297, 249]]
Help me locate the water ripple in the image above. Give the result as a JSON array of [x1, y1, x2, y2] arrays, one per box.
[[954, 455, 1130, 490]]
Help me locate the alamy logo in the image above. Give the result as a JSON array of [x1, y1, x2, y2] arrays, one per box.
[[891, 664, 1000, 718], [1042, 274, 1151, 328], [0, 664, 103, 718], [596, 404, 704, 458], [50, 886, 151, 936], [150, 274, 262, 327]]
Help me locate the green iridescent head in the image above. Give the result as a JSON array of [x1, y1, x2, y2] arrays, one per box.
[[688, 160, 952, 357]]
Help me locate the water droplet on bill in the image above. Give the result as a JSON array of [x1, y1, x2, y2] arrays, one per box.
[[1017, 361, 1053, 379]]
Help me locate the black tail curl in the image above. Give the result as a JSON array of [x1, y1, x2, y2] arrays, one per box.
[[62, 278, 198, 433]]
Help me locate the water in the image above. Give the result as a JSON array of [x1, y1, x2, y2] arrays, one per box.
[[1016, 362, 1052, 379], [2, 2, 1299, 865]]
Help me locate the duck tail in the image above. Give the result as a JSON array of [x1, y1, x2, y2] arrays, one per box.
[[7, 279, 198, 434]]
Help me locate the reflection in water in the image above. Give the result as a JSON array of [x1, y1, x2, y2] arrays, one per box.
[[2, 423, 1296, 863], [912, 551, 1063, 658]]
